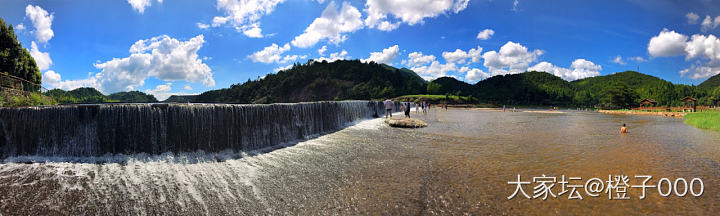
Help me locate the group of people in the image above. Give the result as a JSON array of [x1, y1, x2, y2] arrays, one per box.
[[383, 99, 430, 119]]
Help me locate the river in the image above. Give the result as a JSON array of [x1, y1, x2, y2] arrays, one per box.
[[1, 108, 719, 215]]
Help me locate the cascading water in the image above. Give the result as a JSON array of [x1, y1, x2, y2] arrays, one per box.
[[0, 101, 386, 158]]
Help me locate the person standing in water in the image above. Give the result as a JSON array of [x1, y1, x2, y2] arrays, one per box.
[[404, 99, 411, 118], [384, 99, 393, 118], [620, 123, 628, 134]]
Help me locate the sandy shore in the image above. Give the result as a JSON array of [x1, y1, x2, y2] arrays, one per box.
[[523, 110, 566, 114], [598, 110, 687, 118]]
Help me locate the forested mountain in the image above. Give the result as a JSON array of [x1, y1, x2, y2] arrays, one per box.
[[44, 88, 158, 104], [0, 18, 42, 92], [699, 73, 720, 90], [107, 91, 158, 103], [164, 95, 196, 103], [474, 71, 574, 105], [44, 88, 115, 104], [427, 77, 477, 97], [571, 71, 702, 107], [194, 60, 427, 103]]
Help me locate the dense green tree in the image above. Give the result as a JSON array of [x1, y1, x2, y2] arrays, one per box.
[[708, 86, 720, 106], [600, 82, 639, 109], [0, 18, 42, 92], [107, 91, 158, 102], [426, 82, 441, 95]]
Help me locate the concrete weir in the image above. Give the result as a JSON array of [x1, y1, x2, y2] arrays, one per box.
[[0, 101, 386, 158]]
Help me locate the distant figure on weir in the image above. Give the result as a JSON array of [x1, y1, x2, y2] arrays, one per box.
[[415, 101, 420, 114], [384, 99, 393, 118], [404, 99, 411, 118], [620, 123, 628, 134]]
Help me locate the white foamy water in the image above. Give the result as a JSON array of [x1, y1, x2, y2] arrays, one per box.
[[0, 116, 388, 215]]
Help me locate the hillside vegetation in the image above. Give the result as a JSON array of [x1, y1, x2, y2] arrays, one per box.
[[194, 60, 427, 103], [699, 73, 720, 90]]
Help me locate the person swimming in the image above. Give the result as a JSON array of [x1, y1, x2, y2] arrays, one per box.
[[620, 123, 628, 134]]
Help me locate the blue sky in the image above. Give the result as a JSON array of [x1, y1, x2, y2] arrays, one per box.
[[2, 0, 720, 100]]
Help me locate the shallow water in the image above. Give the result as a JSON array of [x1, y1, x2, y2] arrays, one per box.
[[1, 109, 719, 215]]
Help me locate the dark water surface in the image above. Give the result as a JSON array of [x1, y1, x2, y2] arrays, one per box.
[[1, 108, 720, 215]]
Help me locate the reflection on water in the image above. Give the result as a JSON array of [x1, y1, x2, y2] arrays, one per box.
[[1, 109, 720, 215]]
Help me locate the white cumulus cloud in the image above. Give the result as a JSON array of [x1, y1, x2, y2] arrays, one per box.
[[29, 41, 52, 71], [442, 49, 469, 63], [42, 70, 61, 85], [144, 83, 174, 101], [482, 41, 543, 76], [403, 52, 436, 67], [464, 68, 489, 82], [318, 45, 328, 56], [210, 0, 286, 38], [197, 23, 210, 29], [528, 59, 601, 81], [686, 12, 700, 24], [476, 29, 494, 40], [648, 28, 688, 57], [362, 45, 400, 65], [314, 50, 349, 63], [248, 43, 305, 64], [128, 0, 152, 13], [612, 55, 626, 65], [681, 34, 720, 79], [647, 29, 720, 79], [364, 0, 469, 31], [52, 35, 214, 93], [291, 1, 363, 48], [25, 5, 54, 43], [700, 15, 720, 32], [411, 61, 457, 80]]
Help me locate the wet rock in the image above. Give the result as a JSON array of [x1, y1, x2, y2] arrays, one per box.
[[384, 118, 428, 128]]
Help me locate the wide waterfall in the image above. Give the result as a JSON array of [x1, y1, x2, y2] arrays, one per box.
[[0, 101, 390, 158]]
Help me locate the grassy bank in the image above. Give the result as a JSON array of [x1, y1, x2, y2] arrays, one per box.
[[0, 92, 57, 107], [685, 111, 720, 131]]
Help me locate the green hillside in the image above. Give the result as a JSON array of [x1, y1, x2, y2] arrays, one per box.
[[571, 71, 700, 107], [44, 88, 160, 104], [164, 95, 196, 103], [107, 91, 158, 103], [474, 71, 574, 105], [699, 73, 720, 90], [427, 77, 476, 97], [44, 87, 116, 104], [194, 60, 427, 103]]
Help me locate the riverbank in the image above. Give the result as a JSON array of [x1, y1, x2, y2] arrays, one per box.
[[598, 109, 687, 118], [685, 111, 720, 131]]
